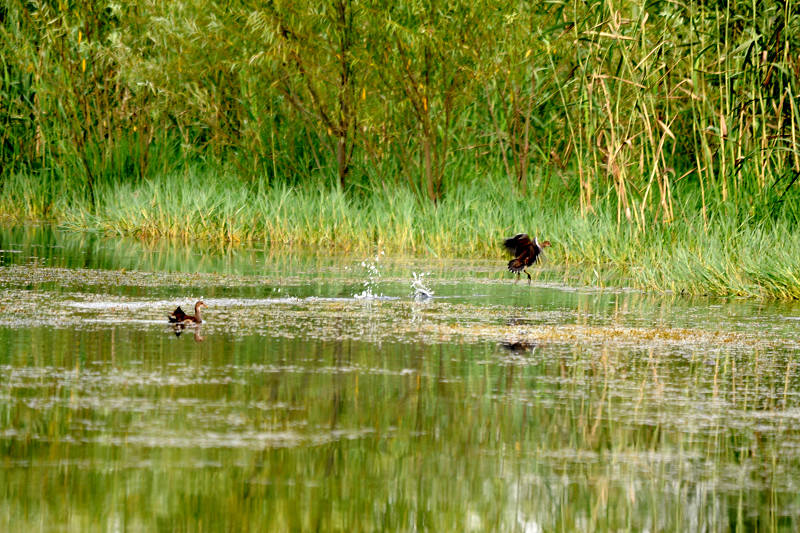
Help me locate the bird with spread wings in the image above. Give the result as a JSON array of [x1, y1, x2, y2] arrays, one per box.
[[503, 233, 551, 283]]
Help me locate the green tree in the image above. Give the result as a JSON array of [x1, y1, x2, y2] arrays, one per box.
[[370, 0, 488, 202], [247, 0, 364, 189]]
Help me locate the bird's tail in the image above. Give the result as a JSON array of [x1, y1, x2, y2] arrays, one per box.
[[508, 259, 525, 273]]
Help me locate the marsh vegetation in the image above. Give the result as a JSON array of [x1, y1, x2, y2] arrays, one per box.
[[2, 0, 800, 297]]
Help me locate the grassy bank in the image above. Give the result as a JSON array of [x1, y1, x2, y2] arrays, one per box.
[[2, 0, 799, 297], [4, 170, 800, 299]]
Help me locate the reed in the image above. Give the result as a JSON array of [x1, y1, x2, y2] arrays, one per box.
[[0, 169, 789, 298], [3, 0, 797, 209], [2, 0, 799, 297]]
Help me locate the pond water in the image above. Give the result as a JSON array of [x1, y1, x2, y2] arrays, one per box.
[[2, 225, 800, 531]]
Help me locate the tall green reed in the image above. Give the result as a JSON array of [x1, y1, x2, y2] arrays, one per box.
[[3, 0, 797, 219]]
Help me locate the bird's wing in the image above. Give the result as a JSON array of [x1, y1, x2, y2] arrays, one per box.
[[503, 233, 532, 256], [530, 245, 543, 264], [519, 246, 536, 265], [508, 245, 535, 271], [169, 306, 187, 323]]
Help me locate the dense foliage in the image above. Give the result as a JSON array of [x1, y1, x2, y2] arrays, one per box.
[[2, 0, 798, 219]]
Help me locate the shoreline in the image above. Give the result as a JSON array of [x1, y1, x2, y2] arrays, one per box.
[[2, 174, 800, 300]]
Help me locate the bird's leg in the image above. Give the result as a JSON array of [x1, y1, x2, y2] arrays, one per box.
[[524, 269, 532, 284]]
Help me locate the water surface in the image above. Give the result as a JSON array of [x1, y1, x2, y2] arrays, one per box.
[[2, 226, 800, 531]]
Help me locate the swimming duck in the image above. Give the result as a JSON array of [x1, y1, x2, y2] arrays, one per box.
[[168, 301, 208, 324], [503, 234, 551, 283]]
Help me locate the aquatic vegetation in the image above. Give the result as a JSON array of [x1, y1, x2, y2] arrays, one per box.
[[18, 175, 799, 299]]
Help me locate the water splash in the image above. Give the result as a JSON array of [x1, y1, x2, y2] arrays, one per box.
[[411, 271, 434, 301], [354, 254, 384, 299]]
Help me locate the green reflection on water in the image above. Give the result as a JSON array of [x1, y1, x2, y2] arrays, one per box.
[[2, 226, 800, 531]]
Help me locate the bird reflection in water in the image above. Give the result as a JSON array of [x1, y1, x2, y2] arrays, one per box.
[[171, 323, 205, 342], [499, 341, 537, 354]]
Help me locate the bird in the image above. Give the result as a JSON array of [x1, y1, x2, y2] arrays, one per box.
[[168, 301, 208, 324], [503, 233, 551, 283]]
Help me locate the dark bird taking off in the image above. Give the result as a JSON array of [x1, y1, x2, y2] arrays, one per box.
[[503, 233, 551, 283], [168, 301, 208, 324]]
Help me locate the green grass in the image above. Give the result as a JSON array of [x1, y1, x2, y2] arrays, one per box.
[[4, 168, 800, 299], [2, 0, 799, 300]]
